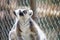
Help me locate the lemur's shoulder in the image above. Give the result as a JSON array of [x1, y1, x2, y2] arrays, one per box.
[[9, 27, 17, 40]]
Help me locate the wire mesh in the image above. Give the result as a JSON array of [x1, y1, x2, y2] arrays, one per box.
[[0, 10, 14, 40], [0, 0, 60, 40], [39, 16, 60, 40]]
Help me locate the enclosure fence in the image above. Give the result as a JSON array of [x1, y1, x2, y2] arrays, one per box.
[[0, 0, 60, 40]]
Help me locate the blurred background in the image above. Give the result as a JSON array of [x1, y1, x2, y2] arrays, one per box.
[[0, 0, 60, 40]]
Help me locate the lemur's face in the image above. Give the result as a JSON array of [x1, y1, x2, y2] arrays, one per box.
[[13, 9, 33, 21]]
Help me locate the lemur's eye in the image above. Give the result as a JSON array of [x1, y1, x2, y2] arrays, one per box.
[[19, 10, 24, 16], [23, 10, 27, 14]]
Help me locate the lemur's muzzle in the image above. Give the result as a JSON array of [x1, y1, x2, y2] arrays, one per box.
[[19, 12, 24, 16]]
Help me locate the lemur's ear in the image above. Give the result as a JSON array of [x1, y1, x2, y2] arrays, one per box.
[[13, 11, 17, 16], [29, 10, 33, 16]]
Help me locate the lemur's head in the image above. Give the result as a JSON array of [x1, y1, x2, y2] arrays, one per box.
[[13, 8, 33, 22]]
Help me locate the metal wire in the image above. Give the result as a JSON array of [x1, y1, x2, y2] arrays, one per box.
[[0, 0, 60, 40], [0, 11, 14, 40]]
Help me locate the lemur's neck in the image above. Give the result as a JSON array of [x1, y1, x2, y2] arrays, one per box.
[[16, 18, 31, 33], [20, 19, 30, 26]]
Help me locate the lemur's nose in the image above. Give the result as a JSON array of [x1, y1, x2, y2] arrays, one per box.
[[19, 12, 24, 16]]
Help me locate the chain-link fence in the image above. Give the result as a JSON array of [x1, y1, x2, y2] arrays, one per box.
[[0, 10, 14, 40], [39, 16, 60, 40], [0, 0, 60, 40]]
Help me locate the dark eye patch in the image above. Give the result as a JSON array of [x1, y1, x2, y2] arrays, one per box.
[[19, 10, 24, 16], [23, 10, 27, 14]]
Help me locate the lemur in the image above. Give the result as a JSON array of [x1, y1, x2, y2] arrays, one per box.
[[9, 8, 47, 40]]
